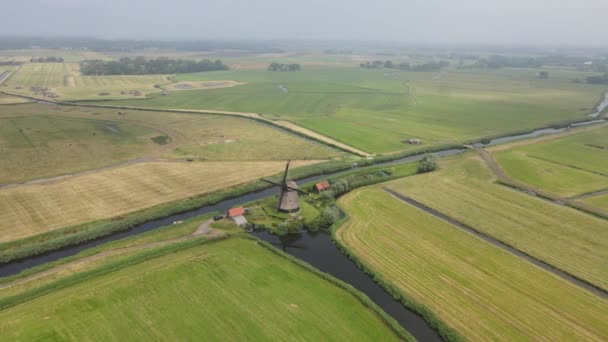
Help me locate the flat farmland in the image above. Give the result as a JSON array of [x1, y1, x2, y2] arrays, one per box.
[[387, 155, 608, 290], [0, 49, 110, 63], [5, 63, 170, 100], [0, 160, 318, 243], [102, 67, 604, 154], [0, 115, 163, 184], [493, 124, 608, 197], [0, 237, 403, 341], [0, 103, 339, 183], [336, 187, 608, 341], [581, 192, 608, 211]]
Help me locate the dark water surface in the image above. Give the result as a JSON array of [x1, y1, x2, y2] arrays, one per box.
[[252, 230, 442, 341]]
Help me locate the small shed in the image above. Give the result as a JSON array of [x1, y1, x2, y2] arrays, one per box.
[[232, 215, 248, 227], [227, 207, 248, 226], [313, 180, 331, 193]]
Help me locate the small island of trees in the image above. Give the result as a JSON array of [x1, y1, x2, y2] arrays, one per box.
[[268, 62, 301, 72], [80, 57, 229, 75]]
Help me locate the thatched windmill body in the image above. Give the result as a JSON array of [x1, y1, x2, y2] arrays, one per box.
[[262, 161, 307, 213]]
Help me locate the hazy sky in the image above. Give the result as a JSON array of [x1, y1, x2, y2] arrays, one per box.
[[3, 0, 607, 45]]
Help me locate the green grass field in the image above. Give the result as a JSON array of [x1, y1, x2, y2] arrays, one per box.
[[99, 67, 604, 154], [0, 114, 162, 184], [0, 103, 339, 183], [494, 124, 608, 197], [0, 237, 403, 341], [5, 63, 171, 100], [581, 192, 608, 211], [387, 154, 608, 290], [336, 187, 608, 341]]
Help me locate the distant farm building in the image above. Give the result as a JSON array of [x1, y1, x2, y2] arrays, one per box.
[[313, 180, 331, 193], [227, 207, 248, 226], [403, 138, 422, 145]]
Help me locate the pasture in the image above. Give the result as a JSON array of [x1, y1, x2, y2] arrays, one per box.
[[493, 124, 608, 197], [0, 160, 318, 243], [0, 103, 339, 183], [581, 192, 608, 211], [336, 187, 608, 341], [0, 237, 403, 341], [387, 154, 608, 290], [5, 63, 171, 100], [103, 67, 605, 154], [0, 114, 163, 184]]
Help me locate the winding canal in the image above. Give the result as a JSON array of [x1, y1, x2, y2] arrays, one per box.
[[0, 96, 606, 340]]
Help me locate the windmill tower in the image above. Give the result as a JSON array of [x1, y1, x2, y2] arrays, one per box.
[[262, 160, 306, 213]]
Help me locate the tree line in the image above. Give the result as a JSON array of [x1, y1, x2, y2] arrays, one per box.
[[80, 57, 229, 75], [268, 62, 301, 72], [360, 60, 450, 71], [30, 56, 64, 63]]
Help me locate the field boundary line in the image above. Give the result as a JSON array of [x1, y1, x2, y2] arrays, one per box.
[[381, 187, 608, 298], [478, 149, 608, 217], [526, 154, 608, 177], [569, 188, 608, 200]]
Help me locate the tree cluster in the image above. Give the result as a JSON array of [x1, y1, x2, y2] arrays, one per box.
[[267, 62, 301, 72], [472, 55, 542, 69], [324, 49, 353, 55], [305, 206, 341, 232], [0, 61, 21, 66], [417, 154, 439, 174], [360, 60, 449, 71], [30, 56, 64, 63], [537, 71, 549, 79], [330, 179, 352, 198], [586, 73, 608, 84], [80, 57, 228, 75]]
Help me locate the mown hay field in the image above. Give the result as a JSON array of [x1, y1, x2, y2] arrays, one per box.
[[336, 187, 608, 341], [493, 124, 608, 197], [103, 67, 605, 154], [387, 154, 608, 290], [5, 63, 170, 100], [0, 237, 402, 341], [0, 103, 339, 183], [0, 160, 318, 243]]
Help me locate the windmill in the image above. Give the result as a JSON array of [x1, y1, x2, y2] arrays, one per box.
[[262, 160, 307, 213]]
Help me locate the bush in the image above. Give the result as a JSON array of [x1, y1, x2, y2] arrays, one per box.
[[331, 179, 352, 197], [276, 219, 303, 235], [305, 206, 340, 232], [417, 154, 438, 174]]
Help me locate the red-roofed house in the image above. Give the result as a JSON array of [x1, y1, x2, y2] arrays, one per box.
[[227, 207, 245, 217], [313, 180, 331, 193], [227, 207, 248, 226]]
